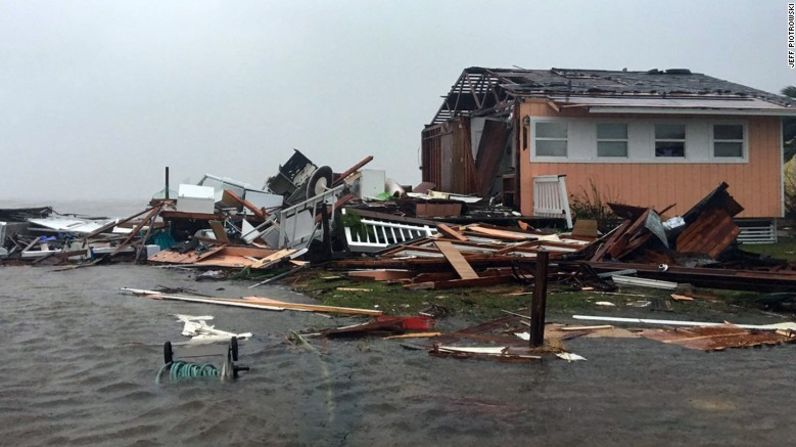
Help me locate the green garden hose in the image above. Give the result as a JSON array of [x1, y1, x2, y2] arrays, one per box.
[[156, 361, 219, 384]]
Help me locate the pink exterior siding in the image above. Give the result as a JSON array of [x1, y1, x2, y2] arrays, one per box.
[[518, 100, 783, 218]]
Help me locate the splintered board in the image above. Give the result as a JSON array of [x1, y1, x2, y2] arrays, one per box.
[[436, 223, 468, 242], [434, 240, 478, 280]]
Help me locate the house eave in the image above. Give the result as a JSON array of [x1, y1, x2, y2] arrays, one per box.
[[586, 106, 796, 116]]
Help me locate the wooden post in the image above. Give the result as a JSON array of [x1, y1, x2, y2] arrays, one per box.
[[530, 250, 549, 348], [165, 166, 170, 200], [320, 205, 332, 259]]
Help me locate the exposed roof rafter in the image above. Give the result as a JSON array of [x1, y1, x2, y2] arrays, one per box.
[[428, 66, 796, 125]]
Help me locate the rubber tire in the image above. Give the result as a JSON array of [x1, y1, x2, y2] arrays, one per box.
[[163, 341, 173, 364], [230, 337, 239, 361], [306, 166, 333, 197]]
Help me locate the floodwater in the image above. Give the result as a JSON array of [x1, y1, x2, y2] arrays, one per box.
[[2, 265, 796, 446]]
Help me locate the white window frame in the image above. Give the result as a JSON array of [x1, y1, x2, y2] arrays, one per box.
[[709, 121, 748, 162], [596, 122, 629, 158], [531, 118, 569, 161], [653, 123, 687, 158]]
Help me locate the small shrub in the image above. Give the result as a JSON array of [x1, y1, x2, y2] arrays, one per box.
[[786, 157, 796, 218], [569, 180, 619, 232]]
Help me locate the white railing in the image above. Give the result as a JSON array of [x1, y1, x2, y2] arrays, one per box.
[[242, 184, 345, 249], [342, 209, 437, 253], [533, 175, 573, 229], [736, 219, 777, 245]]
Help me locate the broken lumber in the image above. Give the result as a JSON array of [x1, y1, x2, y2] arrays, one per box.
[[347, 269, 415, 281], [404, 274, 514, 290], [222, 189, 267, 220], [239, 296, 382, 316], [121, 288, 383, 316], [436, 224, 468, 242], [571, 315, 796, 331], [434, 240, 478, 280], [467, 225, 536, 241], [209, 221, 230, 243], [383, 332, 442, 340]]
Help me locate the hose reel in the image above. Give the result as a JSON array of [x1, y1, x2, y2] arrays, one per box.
[[157, 336, 249, 384]]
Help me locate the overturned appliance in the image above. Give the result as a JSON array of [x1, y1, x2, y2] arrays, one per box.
[[265, 149, 334, 206]]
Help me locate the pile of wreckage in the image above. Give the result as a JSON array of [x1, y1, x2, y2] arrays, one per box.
[[0, 150, 526, 273], [7, 152, 796, 363], [3, 149, 796, 296], [330, 182, 796, 294]]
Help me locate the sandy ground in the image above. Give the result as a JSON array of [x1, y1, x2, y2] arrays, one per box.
[[2, 264, 796, 446]]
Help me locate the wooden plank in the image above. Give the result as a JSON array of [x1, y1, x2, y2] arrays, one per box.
[[347, 270, 416, 281], [222, 189, 266, 219], [123, 287, 383, 316], [334, 254, 539, 270], [332, 155, 374, 186], [436, 223, 468, 242], [110, 205, 162, 257], [434, 240, 478, 280], [240, 296, 383, 316], [572, 219, 598, 239], [250, 248, 296, 269], [160, 210, 221, 220], [223, 246, 279, 258], [404, 274, 513, 290], [590, 220, 629, 261], [135, 206, 163, 260], [81, 206, 154, 239], [195, 244, 228, 262], [209, 221, 230, 243], [466, 225, 536, 241], [383, 332, 442, 340], [494, 240, 541, 255]]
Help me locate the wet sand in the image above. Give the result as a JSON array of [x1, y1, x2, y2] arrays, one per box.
[[2, 265, 796, 446]]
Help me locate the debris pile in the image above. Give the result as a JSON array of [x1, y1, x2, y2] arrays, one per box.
[[335, 222, 590, 289], [4, 150, 796, 297], [7, 149, 796, 365], [588, 182, 745, 265]]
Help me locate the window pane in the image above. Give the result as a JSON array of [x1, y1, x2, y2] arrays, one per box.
[[598, 141, 628, 157], [714, 142, 743, 157], [535, 122, 567, 139], [536, 139, 567, 157], [597, 123, 627, 140], [714, 124, 743, 140], [655, 124, 685, 140], [655, 141, 685, 157]]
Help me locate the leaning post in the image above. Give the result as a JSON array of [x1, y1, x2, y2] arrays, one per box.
[[164, 166, 170, 200], [530, 250, 549, 348]]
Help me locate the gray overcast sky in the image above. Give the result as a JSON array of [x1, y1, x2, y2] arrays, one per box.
[[0, 0, 793, 201]]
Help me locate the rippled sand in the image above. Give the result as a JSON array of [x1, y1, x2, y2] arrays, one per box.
[[2, 265, 796, 446]]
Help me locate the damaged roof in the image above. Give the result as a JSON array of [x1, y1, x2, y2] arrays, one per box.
[[430, 66, 796, 124]]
